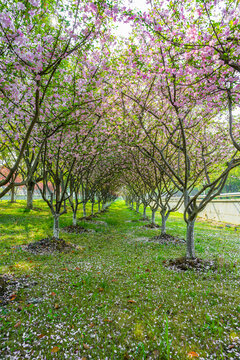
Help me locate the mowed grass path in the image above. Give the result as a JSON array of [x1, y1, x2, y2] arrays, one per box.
[[0, 199, 240, 359]]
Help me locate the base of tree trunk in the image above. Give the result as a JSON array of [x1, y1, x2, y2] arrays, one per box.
[[26, 199, 33, 210], [150, 233, 185, 245], [144, 223, 160, 228], [165, 257, 217, 271], [78, 215, 96, 221], [20, 237, 83, 254], [138, 217, 149, 221], [62, 224, 90, 234]]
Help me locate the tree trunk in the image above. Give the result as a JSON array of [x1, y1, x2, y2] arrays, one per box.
[[53, 214, 60, 239], [161, 214, 167, 235], [83, 202, 86, 217], [151, 209, 156, 224], [143, 204, 147, 219], [136, 203, 139, 213], [73, 213, 77, 226], [26, 182, 34, 209], [10, 186, 16, 203], [186, 219, 196, 259], [160, 210, 169, 235], [91, 202, 94, 216], [98, 201, 101, 212]]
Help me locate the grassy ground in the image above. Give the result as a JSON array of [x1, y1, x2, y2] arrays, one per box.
[[0, 199, 240, 359]]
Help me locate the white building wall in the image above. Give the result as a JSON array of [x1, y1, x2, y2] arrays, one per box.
[[170, 199, 240, 225]]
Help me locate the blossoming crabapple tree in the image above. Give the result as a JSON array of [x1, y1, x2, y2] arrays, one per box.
[[0, 0, 118, 197], [113, 19, 240, 258], [139, 0, 240, 150]]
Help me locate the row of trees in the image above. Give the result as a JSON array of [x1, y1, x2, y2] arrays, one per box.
[[0, 0, 123, 237], [114, 0, 240, 258], [0, 0, 240, 259]]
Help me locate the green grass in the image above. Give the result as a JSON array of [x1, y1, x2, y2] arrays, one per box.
[[0, 199, 240, 359]]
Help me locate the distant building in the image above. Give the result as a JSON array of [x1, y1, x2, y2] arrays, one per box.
[[0, 166, 54, 197]]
